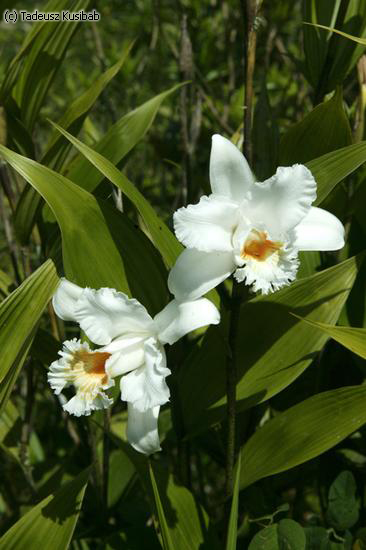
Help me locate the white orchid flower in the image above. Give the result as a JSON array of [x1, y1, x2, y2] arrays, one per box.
[[48, 278, 220, 454], [168, 134, 345, 300]]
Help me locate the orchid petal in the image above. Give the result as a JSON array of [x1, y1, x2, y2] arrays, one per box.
[[173, 194, 239, 252], [168, 247, 235, 301], [52, 278, 83, 321], [249, 164, 317, 236], [74, 287, 154, 345], [154, 298, 220, 345], [293, 206, 345, 251], [104, 336, 146, 378], [210, 134, 254, 202], [121, 338, 170, 411], [127, 404, 161, 455]]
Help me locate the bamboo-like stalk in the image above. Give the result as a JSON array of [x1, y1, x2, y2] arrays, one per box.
[[224, 0, 259, 499]]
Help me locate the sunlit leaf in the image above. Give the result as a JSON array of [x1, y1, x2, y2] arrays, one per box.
[[0, 144, 129, 291], [0, 468, 89, 550], [51, 121, 183, 268], [180, 256, 361, 436], [240, 386, 366, 489], [0, 260, 58, 414], [225, 452, 241, 550], [293, 315, 366, 359]]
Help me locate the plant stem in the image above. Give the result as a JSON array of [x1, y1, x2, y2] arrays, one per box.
[[225, 281, 244, 497], [243, 0, 259, 164], [102, 408, 110, 518]]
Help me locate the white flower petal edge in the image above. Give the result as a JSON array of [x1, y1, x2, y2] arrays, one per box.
[[168, 248, 236, 302], [210, 134, 254, 201], [50, 279, 220, 454], [48, 338, 114, 417], [127, 403, 161, 455], [293, 206, 345, 251], [174, 194, 239, 252], [169, 134, 345, 299], [154, 297, 220, 345], [52, 279, 83, 321]]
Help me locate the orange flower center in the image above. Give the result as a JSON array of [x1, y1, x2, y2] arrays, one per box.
[[72, 350, 111, 384], [241, 229, 282, 262]]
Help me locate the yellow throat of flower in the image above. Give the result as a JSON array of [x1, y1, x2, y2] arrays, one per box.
[[241, 229, 282, 262], [71, 350, 111, 384]]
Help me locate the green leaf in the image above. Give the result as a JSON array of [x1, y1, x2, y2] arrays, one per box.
[[280, 87, 352, 165], [240, 385, 366, 489], [302, 1, 342, 89], [14, 41, 134, 245], [308, 23, 366, 45], [179, 256, 360, 436], [13, 0, 90, 131], [0, 468, 89, 550], [226, 452, 241, 550], [65, 84, 184, 193], [149, 461, 217, 550], [44, 40, 134, 169], [293, 315, 366, 359], [0, 144, 129, 291], [99, 200, 169, 315], [51, 121, 183, 268], [307, 141, 366, 206], [326, 471, 359, 530], [0, 260, 58, 414], [248, 519, 306, 550]]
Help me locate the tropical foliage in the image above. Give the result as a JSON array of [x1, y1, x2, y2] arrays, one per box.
[[1, 1, 366, 548]]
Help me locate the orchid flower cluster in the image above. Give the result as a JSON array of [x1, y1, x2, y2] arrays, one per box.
[[49, 134, 345, 454]]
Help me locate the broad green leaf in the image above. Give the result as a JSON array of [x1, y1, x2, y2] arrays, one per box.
[[294, 316, 366, 359], [14, 41, 134, 245], [307, 141, 366, 206], [149, 462, 217, 550], [248, 519, 306, 550], [65, 84, 184, 193], [13, 0, 90, 131], [99, 200, 169, 315], [0, 268, 13, 298], [0, 260, 58, 414], [226, 452, 241, 550], [0, 468, 89, 550], [108, 450, 135, 508], [179, 256, 360, 436], [52, 121, 183, 268], [0, 400, 18, 444], [280, 87, 352, 165], [0, 144, 129, 291], [326, 471, 359, 530], [240, 385, 366, 489]]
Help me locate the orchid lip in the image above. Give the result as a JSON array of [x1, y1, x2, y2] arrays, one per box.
[[241, 229, 283, 263]]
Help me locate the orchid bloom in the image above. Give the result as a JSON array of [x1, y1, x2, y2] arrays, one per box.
[[168, 134, 345, 300], [48, 279, 219, 454]]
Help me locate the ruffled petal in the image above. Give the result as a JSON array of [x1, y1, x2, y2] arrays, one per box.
[[52, 278, 83, 322], [63, 392, 113, 417], [74, 287, 154, 345], [210, 134, 254, 202], [127, 403, 161, 454], [168, 248, 236, 301], [103, 336, 146, 378], [120, 338, 170, 412], [154, 298, 220, 345], [293, 206, 345, 251], [173, 194, 239, 252], [249, 164, 317, 236]]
